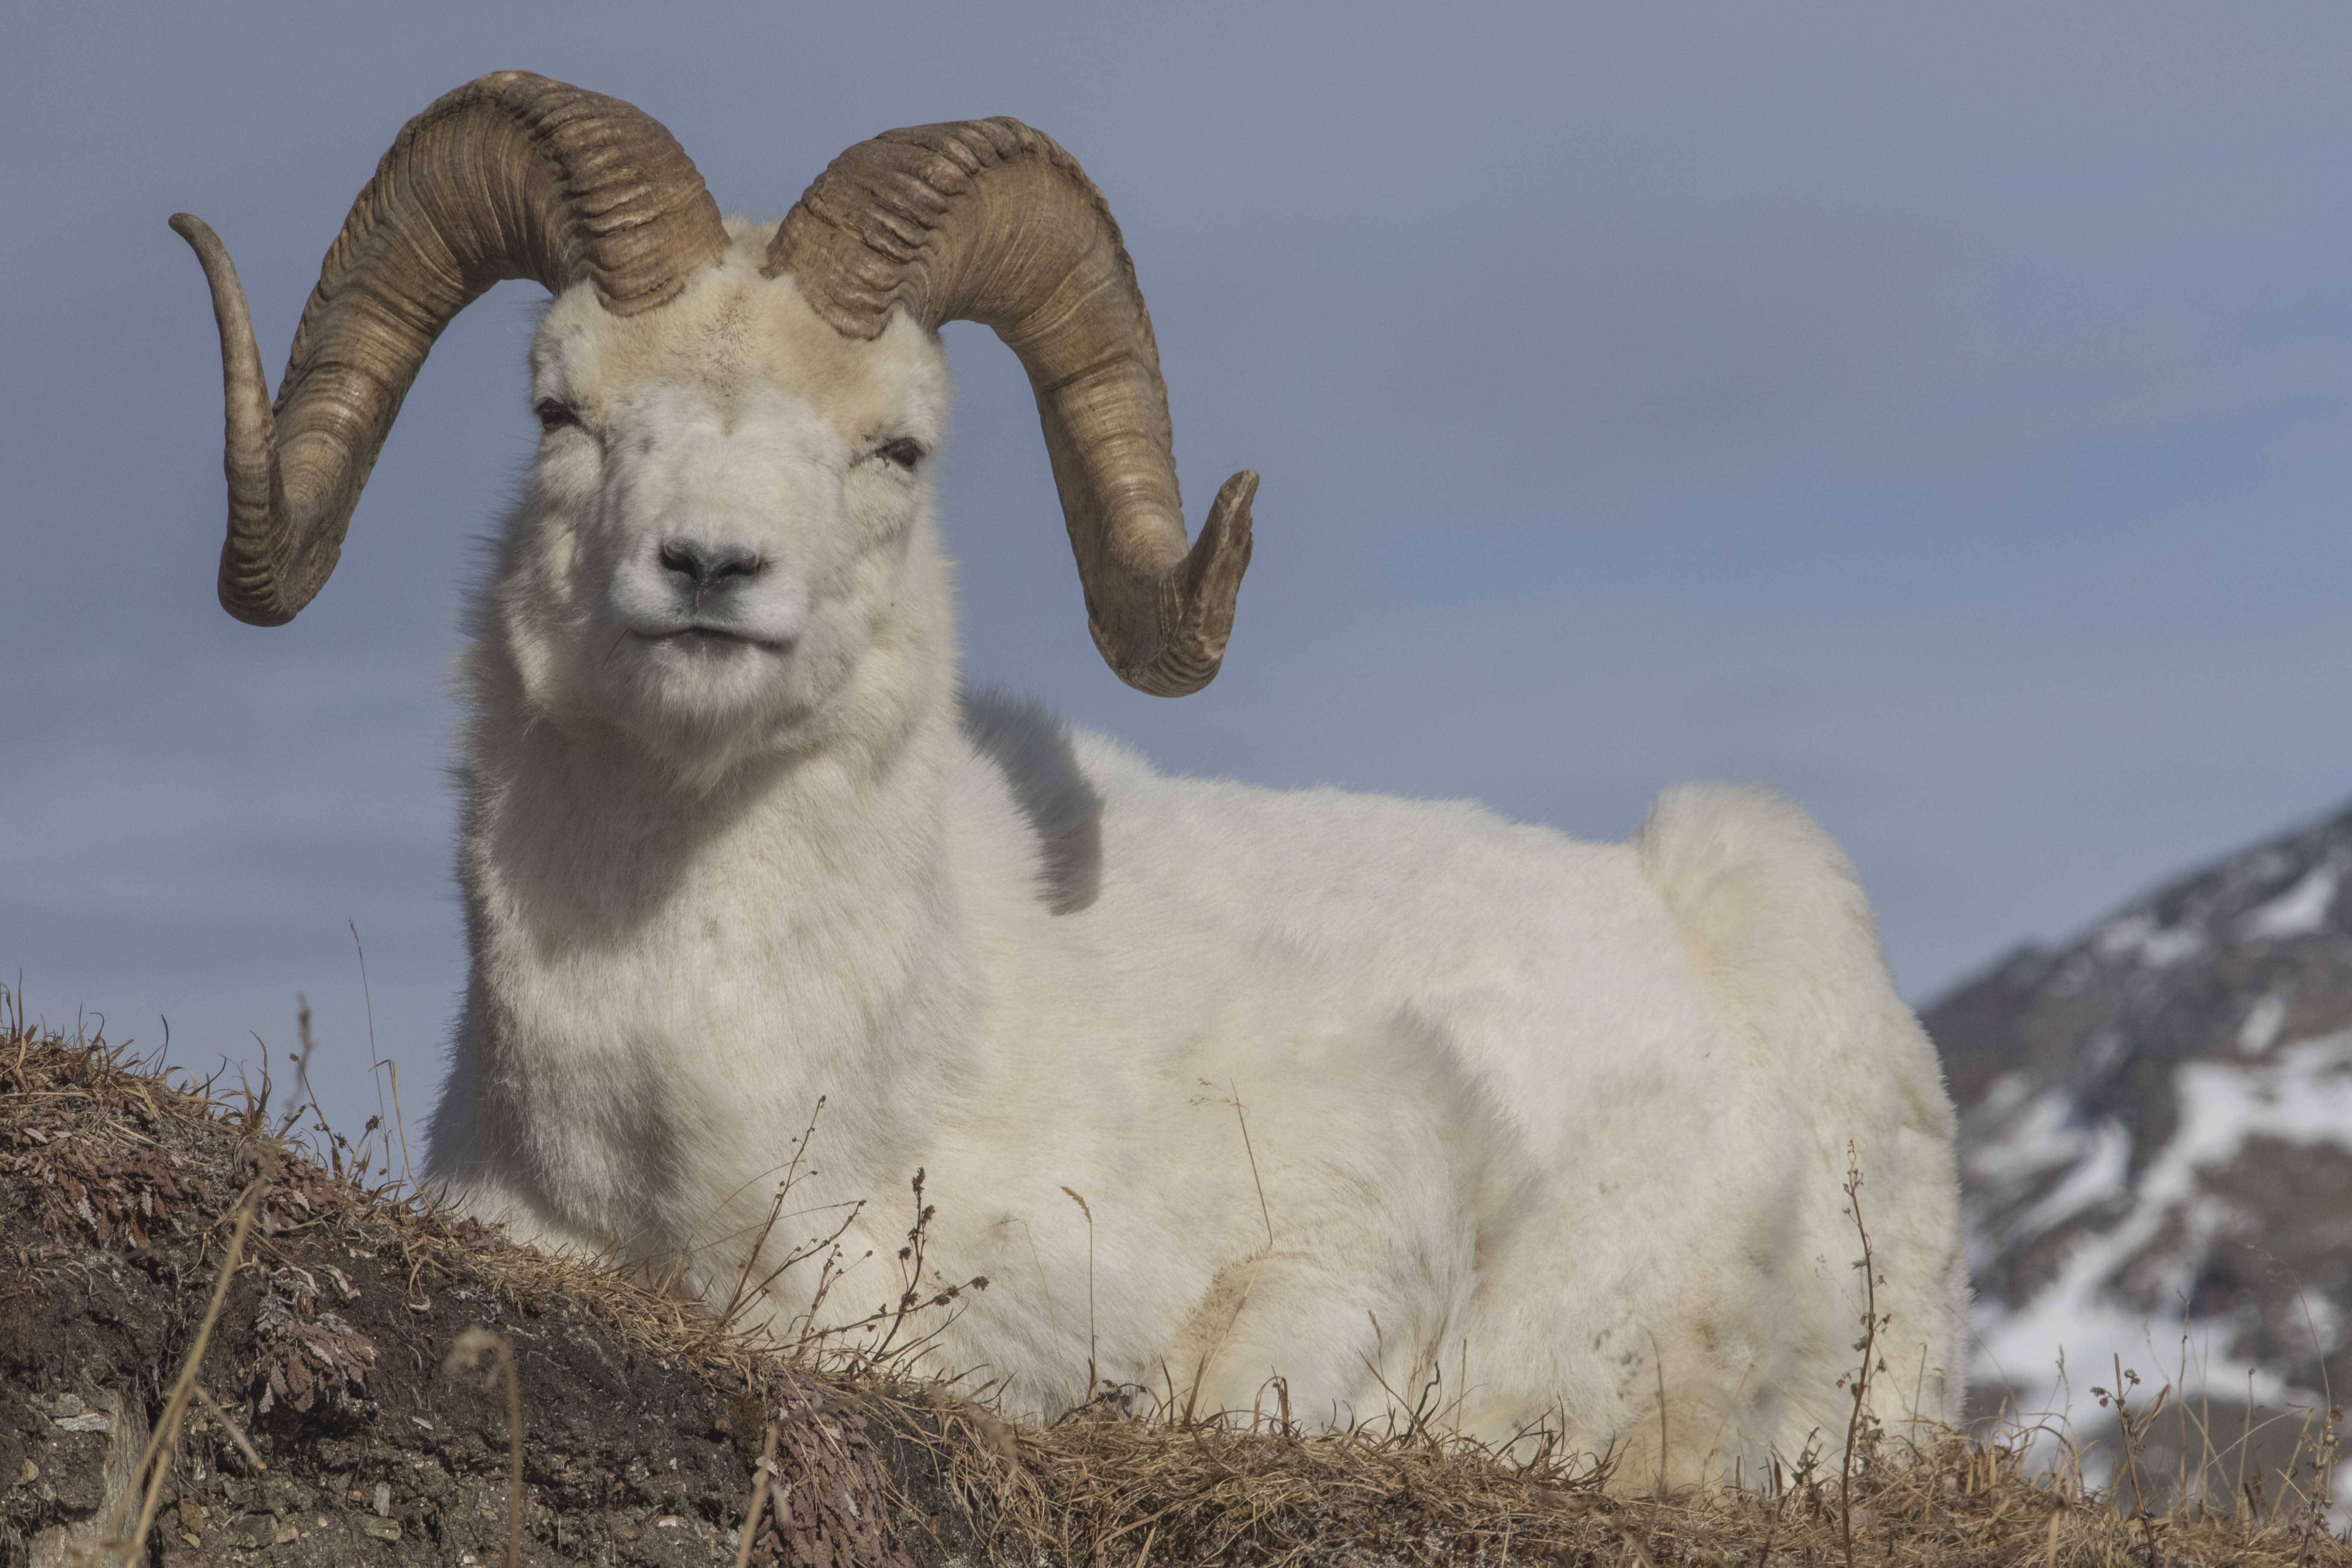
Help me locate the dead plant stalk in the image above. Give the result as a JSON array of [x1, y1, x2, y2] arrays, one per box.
[[446, 1327, 524, 1568], [1838, 1142, 1883, 1568], [731, 1419, 781, 1568], [1063, 1185, 1098, 1399], [350, 919, 413, 1194], [104, 1180, 263, 1562]]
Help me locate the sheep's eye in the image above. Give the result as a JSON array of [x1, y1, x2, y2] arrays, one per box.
[[877, 437, 926, 470], [534, 398, 581, 433]]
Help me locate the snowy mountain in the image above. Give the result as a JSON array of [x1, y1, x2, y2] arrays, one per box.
[[1921, 800, 2352, 1447]]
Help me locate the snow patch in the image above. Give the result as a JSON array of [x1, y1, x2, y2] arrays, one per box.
[[1978, 1072, 2031, 1118], [1965, 1088, 2090, 1187], [1973, 1031, 2352, 1425], [2093, 912, 2206, 968], [2009, 1120, 2130, 1240], [2236, 993, 2288, 1056], [2242, 861, 2338, 940]]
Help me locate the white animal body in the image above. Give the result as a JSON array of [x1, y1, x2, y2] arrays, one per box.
[[174, 74, 1966, 1482]]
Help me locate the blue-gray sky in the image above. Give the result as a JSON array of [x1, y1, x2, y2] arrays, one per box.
[[4, 3, 2348, 1138]]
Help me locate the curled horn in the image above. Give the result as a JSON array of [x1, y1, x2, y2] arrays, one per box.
[[172, 72, 728, 625], [767, 119, 1256, 697]]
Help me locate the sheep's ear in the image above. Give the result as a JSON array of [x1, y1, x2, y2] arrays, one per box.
[[768, 120, 1257, 697], [174, 72, 725, 626]]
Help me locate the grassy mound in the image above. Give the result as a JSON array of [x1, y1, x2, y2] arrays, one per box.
[[0, 993, 2343, 1565]]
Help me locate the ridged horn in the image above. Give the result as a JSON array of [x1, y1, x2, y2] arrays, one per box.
[[766, 119, 1256, 697], [172, 72, 728, 625]]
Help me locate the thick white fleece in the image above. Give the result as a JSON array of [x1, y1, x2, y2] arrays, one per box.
[[421, 233, 1966, 1482]]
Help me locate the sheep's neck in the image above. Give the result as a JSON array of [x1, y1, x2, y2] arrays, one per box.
[[459, 667, 977, 1253]]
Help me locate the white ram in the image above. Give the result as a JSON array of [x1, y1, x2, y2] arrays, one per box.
[[173, 72, 1967, 1479]]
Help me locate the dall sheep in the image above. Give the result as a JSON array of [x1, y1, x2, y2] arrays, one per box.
[[173, 72, 1968, 1480]]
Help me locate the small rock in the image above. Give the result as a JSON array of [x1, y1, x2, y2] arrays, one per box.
[[179, 1498, 208, 1534], [230, 1513, 277, 1550], [372, 1481, 392, 1517], [46, 1393, 84, 1419], [18, 1459, 37, 1484], [360, 1516, 402, 1542], [53, 1412, 111, 1433], [272, 1519, 300, 1545]]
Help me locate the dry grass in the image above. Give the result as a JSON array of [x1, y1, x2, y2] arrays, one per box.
[[3, 984, 2346, 1566], [873, 1390, 2349, 1567]]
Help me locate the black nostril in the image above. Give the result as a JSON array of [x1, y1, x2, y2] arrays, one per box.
[[658, 541, 762, 589]]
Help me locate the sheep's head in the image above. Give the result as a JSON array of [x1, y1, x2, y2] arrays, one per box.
[[173, 74, 1257, 760], [503, 246, 952, 760]]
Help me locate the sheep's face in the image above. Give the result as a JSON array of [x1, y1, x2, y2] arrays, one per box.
[[502, 242, 951, 772]]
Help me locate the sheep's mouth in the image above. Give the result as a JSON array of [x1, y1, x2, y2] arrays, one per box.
[[634, 624, 788, 653]]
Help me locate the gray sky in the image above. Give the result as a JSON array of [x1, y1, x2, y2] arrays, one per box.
[[4, 3, 2348, 1139]]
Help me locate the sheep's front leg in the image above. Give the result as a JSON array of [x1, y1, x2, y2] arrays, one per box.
[[423, 1173, 612, 1262], [1159, 1248, 1452, 1430]]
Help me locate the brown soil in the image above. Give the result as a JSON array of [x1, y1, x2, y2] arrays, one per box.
[[2, 1002, 2345, 1566]]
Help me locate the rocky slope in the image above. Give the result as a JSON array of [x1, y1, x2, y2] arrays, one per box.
[[1922, 799, 2352, 1455]]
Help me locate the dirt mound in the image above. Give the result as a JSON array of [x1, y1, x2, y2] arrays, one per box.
[[1, 999, 2343, 1565]]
